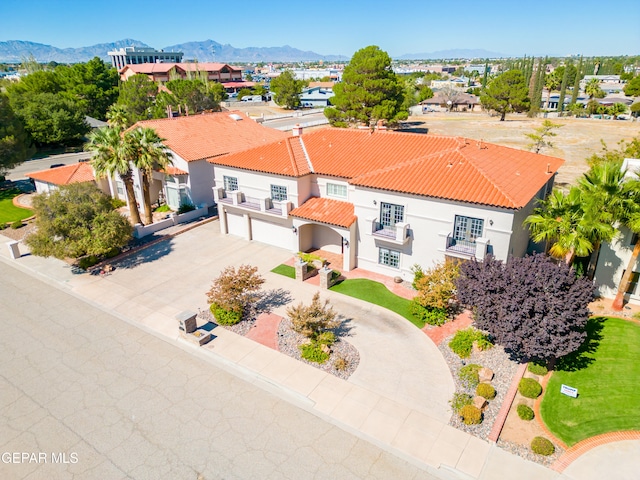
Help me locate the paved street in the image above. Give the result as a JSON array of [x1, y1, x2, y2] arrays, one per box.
[[0, 262, 445, 480], [6, 152, 91, 181]]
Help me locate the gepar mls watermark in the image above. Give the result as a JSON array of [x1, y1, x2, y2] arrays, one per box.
[[2, 452, 78, 464]]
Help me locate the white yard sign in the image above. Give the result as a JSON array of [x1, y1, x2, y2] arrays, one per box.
[[560, 384, 578, 398]]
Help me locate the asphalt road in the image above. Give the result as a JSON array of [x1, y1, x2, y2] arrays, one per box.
[[0, 261, 441, 480], [6, 152, 91, 181]]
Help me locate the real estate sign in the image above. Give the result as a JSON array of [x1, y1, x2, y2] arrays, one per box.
[[560, 384, 578, 398]]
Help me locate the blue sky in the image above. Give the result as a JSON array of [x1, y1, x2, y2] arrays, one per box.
[[1, 0, 639, 57]]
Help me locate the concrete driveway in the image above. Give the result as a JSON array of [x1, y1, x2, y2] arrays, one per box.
[[39, 220, 454, 421]]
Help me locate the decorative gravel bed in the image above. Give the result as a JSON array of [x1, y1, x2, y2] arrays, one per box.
[[438, 334, 519, 440], [197, 308, 257, 337], [497, 438, 564, 468], [277, 317, 360, 380]]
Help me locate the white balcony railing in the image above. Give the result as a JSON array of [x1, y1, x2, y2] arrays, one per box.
[[212, 187, 291, 218]]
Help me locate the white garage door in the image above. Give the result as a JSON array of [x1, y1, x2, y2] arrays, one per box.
[[225, 211, 245, 238], [251, 217, 291, 250]]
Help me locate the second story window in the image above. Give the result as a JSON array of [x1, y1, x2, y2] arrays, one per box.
[[271, 185, 287, 202], [454, 215, 484, 242], [224, 176, 238, 191], [380, 202, 404, 226], [327, 183, 347, 198]]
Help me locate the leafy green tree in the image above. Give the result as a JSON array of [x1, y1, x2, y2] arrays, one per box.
[[269, 70, 304, 109], [0, 93, 35, 173], [236, 88, 253, 100], [631, 102, 640, 118], [417, 85, 434, 102], [480, 70, 530, 121], [116, 74, 159, 125], [85, 126, 143, 225], [10, 92, 89, 147], [325, 45, 406, 127], [624, 76, 640, 97], [6, 70, 61, 96], [24, 182, 133, 260], [129, 127, 172, 225], [156, 79, 221, 115], [525, 120, 562, 154]]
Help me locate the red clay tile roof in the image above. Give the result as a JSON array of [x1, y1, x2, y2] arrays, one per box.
[[26, 163, 95, 186], [132, 111, 286, 162], [159, 166, 188, 175], [290, 197, 356, 228], [121, 63, 240, 75], [120, 64, 179, 74], [213, 129, 563, 209]]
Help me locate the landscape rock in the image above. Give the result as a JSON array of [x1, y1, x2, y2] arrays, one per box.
[[479, 367, 494, 383], [473, 395, 488, 410]]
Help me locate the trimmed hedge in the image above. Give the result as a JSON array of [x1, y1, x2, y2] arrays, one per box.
[[476, 383, 496, 400], [519, 378, 543, 399], [517, 404, 535, 421], [528, 362, 549, 376], [531, 436, 555, 456], [460, 404, 482, 425], [210, 304, 242, 326]]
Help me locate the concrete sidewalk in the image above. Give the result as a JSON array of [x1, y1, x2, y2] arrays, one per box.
[[1, 223, 622, 479]]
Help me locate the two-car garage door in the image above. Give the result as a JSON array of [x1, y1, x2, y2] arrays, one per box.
[[225, 210, 292, 250]]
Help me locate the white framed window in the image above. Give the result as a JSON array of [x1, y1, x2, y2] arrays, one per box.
[[115, 180, 124, 196], [380, 202, 404, 226], [327, 183, 347, 198], [224, 176, 238, 191], [378, 247, 400, 268], [454, 215, 484, 242], [271, 185, 287, 201]]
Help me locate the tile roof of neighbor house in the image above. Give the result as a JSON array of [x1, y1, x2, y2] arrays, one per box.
[[210, 128, 564, 209], [120, 63, 240, 75], [160, 166, 189, 175], [290, 197, 356, 228], [132, 111, 287, 162], [25, 163, 95, 186]]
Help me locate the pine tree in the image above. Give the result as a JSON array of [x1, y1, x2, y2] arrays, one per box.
[[570, 56, 583, 106], [557, 61, 570, 114]]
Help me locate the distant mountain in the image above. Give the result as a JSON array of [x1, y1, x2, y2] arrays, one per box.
[[397, 49, 506, 60], [0, 39, 149, 63], [0, 39, 348, 64]]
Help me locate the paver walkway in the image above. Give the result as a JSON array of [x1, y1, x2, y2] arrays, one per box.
[[245, 312, 282, 350], [423, 310, 474, 345]]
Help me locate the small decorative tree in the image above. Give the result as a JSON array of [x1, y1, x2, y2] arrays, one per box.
[[288, 292, 338, 340], [206, 265, 265, 324], [411, 261, 460, 325]]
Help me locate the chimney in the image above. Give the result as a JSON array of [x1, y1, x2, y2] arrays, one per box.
[[292, 124, 303, 136]]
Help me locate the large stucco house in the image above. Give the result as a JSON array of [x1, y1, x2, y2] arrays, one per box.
[[208, 127, 563, 280]]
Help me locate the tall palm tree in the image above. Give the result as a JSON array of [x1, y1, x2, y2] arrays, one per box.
[[585, 78, 604, 100], [129, 127, 172, 225], [85, 126, 144, 226], [612, 177, 640, 310], [106, 104, 130, 129]]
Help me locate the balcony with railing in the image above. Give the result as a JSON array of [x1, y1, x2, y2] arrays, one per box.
[[213, 187, 291, 218], [372, 220, 410, 244], [444, 233, 489, 259]]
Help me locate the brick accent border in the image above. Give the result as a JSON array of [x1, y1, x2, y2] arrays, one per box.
[[551, 431, 640, 472], [12, 193, 34, 210], [488, 362, 527, 442]]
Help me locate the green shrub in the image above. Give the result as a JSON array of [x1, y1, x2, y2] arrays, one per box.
[[177, 202, 196, 214], [517, 404, 534, 421], [459, 404, 482, 425], [411, 264, 425, 289], [316, 331, 336, 346], [298, 251, 325, 267], [111, 198, 127, 208], [10, 220, 23, 229], [530, 436, 555, 456], [410, 303, 448, 326], [449, 392, 473, 413], [104, 247, 121, 259], [449, 328, 493, 358], [331, 270, 341, 281], [528, 362, 548, 376], [458, 364, 482, 388], [154, 204, 172, 213], [77, 255, 99, 270], [210, 303, 243, 326], [299, 342, 330, 364], [519, 378, 543, 399], [0, 223, 7, 230], [476, 383, 496, 400]]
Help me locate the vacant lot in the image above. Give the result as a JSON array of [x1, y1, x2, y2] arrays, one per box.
[[407, 112, 640, 187]]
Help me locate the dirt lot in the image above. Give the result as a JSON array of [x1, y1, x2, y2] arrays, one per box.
[[406, 112, 639, 187]]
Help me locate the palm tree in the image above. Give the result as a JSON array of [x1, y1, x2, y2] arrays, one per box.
[[585, 78, 604, 100], [129, 127, 172, 225], [106, 104, 130, 129], [545, 73, 560, 109], [85, 126, 144, 226]]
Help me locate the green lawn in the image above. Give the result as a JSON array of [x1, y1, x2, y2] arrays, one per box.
[[330, 278, 424, 328], [540, 317, 640, 446], [271, 264, 296, 279], [0, 188, 33, 224]]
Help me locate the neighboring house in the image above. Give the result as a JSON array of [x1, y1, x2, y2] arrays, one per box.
[[419, 92, 480, 112], [108, 46, 183, 70], [430, 78, 469, 90], [25, 163, 109, 195], [307, 81, 335, 91], [299, 86, 335, 107], [209, 127, 563, 279], [119, 63, 243, 84], [106, 112, 287, 212]]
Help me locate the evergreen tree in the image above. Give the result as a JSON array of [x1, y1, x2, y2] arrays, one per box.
[[557, 61, 570, 113], [482, 60, 489, 88], [480, 70, 530, 121], [0, 93, 35, 172], [269, 70, 305, 109], [570, 56, 583, 106]]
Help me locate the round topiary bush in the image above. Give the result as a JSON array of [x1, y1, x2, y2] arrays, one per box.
[[459, 404, 482, 425], [519, 378, 543, 399], [531, 436, 555, 456], [210, 303, 242, 326], [517, 404, 534, 421], [476, 383, 496, 400], [528, 362, 548, 376]]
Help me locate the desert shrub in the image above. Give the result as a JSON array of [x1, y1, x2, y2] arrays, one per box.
[[449, 328, 493, 358], [177, 202, 196, 214], [517, 404, 534, 421], [458, 364, 482, 388], [410, 303, 448, 326], [299, 342, 330, 364], [77, 255, 99, 270], [531, 436, 555, 456], [528, 362, 548, 376], [449, 392, 473, 413], [206, 264, 265, 314], [288, 292, 338, 340], [459, 404, 482, 425], [519, 378, 543, 399], [476, 383, 496, 400], [316, 331, 336, 346], [333, 355, 349, 371], [210, 303, 242, 326], [10, 220, 23, 229]]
